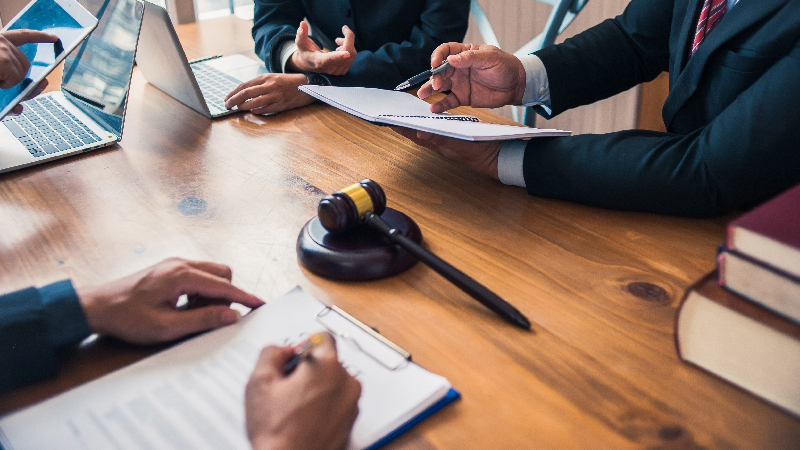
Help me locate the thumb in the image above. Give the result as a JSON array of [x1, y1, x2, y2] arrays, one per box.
[[167, 305, 242, 339]]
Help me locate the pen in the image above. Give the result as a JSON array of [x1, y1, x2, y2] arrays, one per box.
[[282, 333, 325, 375], [394, 61, 451, 91], [188, 54, 223, 64]]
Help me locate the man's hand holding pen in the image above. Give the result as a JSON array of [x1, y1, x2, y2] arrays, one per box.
[[246, 332, 362, 450]]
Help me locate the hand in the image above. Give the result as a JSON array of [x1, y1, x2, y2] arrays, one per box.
[[391, 126, 503, 180], [418, 43, 527, 114], [0, 29, 58, 89], [77, 258, 264, 345], [224, 73, 316, 114], [0, 30, 59, 114], [287, 22, 356, 76], [246, 333, 361, 450]]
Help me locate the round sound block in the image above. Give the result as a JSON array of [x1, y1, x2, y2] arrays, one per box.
[[297, 208, 422, 281]]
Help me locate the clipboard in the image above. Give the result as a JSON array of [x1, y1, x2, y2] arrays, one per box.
[[0, 287, 458, 450]]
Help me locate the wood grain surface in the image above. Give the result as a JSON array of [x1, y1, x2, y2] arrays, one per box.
[[1, 15, 798, 450]]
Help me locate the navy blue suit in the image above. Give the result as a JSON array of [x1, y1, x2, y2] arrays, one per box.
[[526, 0, 800, 216], [251, 0, 470, 89], [0, 281, 90, 393]]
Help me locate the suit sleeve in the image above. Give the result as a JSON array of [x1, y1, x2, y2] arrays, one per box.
[[522, 41, 800, 217], [533, 0, 673, 116], [251, 0, 312, 73], [323, 0, 471, 89], [0, 281, 92, 393]]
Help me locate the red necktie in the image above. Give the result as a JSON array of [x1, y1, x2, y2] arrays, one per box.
[[691, 0, 727, 56]]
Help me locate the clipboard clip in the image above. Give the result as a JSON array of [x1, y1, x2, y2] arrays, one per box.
[[316, 305, 411, 370]]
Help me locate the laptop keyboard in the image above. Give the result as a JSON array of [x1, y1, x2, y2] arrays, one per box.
[[191, 62, 241, 113], [2, 97, 102, 158]]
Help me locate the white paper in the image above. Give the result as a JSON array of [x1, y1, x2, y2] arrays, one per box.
[[0, 288, 452, 450], [299, 85, 570, 141]]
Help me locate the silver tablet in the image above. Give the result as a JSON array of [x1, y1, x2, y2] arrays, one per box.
[[0, 0, 97, 119]]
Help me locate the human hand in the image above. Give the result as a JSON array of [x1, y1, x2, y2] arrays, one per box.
[[287, 22, 356, 76], [391, 126, 503, 180], [0, 30, 59, 89], [418, 43, 527, 114], [77, 258, 264, 345], [224, 72, 315, 114], [246, 333, 361, 450]]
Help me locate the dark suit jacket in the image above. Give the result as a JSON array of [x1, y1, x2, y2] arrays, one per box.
[[527, 0, 800, 216], [251, 0, 470, 89], [0, 281, 90, 393]]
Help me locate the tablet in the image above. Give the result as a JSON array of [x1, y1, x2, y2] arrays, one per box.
[[0, 0, 97, 119]]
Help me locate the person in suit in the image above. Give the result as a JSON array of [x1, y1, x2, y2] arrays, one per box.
[[223, 0, 471, 115], [396, 0, 800, 217]]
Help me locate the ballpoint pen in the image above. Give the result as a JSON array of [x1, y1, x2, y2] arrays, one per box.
[[394, 61, 451, 91], [282, 333, 325, 375]]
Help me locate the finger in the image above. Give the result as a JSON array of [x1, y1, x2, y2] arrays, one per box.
[[160, 305, 243, 340], [429, 92, 462, 113], [11, 105, 23, 115], [429, 42, 468, 69], [183, 260, 233, 281], [341, 25, 355, 50], [417, 80, 436, 99], [2, 30, 59, 46], [225, 77, 266, 102], [177, 268, 264, 309]]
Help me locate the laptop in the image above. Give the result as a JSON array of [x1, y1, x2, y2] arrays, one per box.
[[136, 1, 268, 118], [0, 0, 145, 174]]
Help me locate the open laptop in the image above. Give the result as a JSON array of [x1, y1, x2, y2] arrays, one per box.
[[136, 2, 268, 118], [0, 0, 145, 174]]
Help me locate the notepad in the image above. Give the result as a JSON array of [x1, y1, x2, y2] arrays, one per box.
[[300, 85, 571, 141], [0, 288, 457, 450]]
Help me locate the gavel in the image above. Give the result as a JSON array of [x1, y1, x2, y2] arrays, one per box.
[[318, 179, 531, 329]]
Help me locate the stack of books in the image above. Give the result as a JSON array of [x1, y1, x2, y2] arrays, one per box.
[[675, 183, 800, 417]]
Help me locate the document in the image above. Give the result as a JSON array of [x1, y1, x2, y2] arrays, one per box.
[[300, 85, 571, 141], [0, 288, 457, 450]]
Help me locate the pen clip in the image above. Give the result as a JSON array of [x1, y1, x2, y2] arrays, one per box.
[[315, 305, 411, 370]]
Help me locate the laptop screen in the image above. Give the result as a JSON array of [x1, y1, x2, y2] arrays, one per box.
[[61, 0, 143, 139]]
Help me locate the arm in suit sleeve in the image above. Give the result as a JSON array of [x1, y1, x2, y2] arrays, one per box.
[[323, 0, 471, 89], [533, 0, 673, 118], [0, 281, 92, 393], [522, 41, 800, 217]]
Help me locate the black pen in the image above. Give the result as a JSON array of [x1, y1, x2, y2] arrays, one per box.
[[282, 333, 324, 375], [394, 61, 451, 91], [188, 54, 223, 64]]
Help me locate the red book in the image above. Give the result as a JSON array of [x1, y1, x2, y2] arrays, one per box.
[[726, 183, 800, 279]]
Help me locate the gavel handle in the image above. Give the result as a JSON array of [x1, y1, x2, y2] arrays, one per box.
[[364, 213, 530, 329]]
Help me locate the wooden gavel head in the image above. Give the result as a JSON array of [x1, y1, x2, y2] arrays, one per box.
[[318, 179, 387, 232]]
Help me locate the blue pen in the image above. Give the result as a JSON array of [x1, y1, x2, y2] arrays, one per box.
[[394, 61, 451, 91]]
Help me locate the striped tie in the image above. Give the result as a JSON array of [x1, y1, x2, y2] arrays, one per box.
[[691, 0, 727, 56]]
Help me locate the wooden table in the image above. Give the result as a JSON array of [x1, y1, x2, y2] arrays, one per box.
[[1, 15, 798, 449]]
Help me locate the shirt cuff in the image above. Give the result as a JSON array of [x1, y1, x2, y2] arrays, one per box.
[[38, 280, 92, 350], [519, 54, 552, 115], [497, 140, 527, 187], [280, 41, 298, 73]]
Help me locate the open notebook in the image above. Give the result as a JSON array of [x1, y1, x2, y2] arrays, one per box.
[[300, 85, 570, 141], [0, 288, 457, 450]]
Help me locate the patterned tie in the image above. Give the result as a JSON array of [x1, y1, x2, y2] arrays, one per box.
[[691, 0, 727, 56]]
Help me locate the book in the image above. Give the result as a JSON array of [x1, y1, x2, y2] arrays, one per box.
[[675, 272, 800, 417], [299, 85, 571, 141], [726, 183, 800, 279], [0, 288, 458, 450], [718, 247, 800, 324]]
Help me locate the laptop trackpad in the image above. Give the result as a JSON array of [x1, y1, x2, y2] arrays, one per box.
[[206, 54, 269, 83], [0, 125, 35, 169]]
